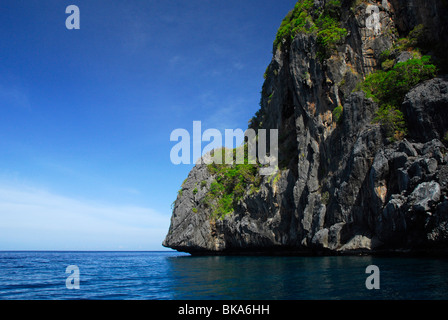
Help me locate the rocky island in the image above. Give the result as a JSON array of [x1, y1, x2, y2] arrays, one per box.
[[163, 0, 448, 255]]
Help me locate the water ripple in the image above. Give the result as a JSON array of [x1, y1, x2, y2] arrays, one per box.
[[0, 252, 447, 300]]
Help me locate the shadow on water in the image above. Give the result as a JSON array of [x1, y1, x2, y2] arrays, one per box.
[[164, 254, 448, 300]]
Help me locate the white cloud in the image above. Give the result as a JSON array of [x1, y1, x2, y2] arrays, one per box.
[[117, 5, 153, 55], [233, 62, 245, 70], [0, 184, 170, 251], [0, 84, 31, 109], [200, 93, 249, 132], [168, 55, 183, 67]]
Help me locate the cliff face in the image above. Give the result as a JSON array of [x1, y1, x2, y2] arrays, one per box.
[[163, 0, 448, 255]]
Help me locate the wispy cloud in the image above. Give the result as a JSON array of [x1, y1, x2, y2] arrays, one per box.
[[168, 55, 184, 67], [232, 62, 245, 70], [0, 184, 169, 250], [117, 5, 152, 55], [198, 92, 249, 131], [0, 84, 31, 109]]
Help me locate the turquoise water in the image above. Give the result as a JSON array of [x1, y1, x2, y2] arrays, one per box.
[[0, 251, 447, 300]]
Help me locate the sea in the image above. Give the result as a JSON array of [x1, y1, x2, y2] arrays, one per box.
[[0, 251, 447, 300]]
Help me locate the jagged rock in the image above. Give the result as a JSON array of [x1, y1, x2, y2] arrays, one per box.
[[339, 235, 372, 252], [311, 229, 329, 249], [398, 139, 418, 157], [403, 77, 448, 142], [410, 182, 441, 213], [396, 51, 413, 63], [164, 0, 448, 255]]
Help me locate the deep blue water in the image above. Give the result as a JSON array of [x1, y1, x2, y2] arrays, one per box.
[[0, 251, 447, 300]]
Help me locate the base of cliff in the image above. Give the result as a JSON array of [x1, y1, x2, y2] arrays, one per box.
[[166, 245, 448, 257]]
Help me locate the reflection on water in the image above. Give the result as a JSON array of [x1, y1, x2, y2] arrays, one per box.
[[166, 255, 448, 300], [0, 252, 446, 300]]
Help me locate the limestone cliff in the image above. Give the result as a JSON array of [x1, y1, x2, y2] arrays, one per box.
[[163, 0, 448, 255]]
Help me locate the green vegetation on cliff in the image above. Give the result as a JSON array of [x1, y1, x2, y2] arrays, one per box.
[[203, 147, 261, 220], [332, 105, 344, 124], [358, 55, 437, 140], [353, 24, 439, 140], [358, 56, 437, 107], [273, 0, 347, 60]]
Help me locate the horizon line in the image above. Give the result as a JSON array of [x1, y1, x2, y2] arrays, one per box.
[[0, 250, 179, 253]]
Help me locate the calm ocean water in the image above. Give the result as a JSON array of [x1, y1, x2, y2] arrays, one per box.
[[0, 251, 447, 300]]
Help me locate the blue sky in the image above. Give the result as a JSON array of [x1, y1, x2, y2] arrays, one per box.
[[0, 0, 295, 250]]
